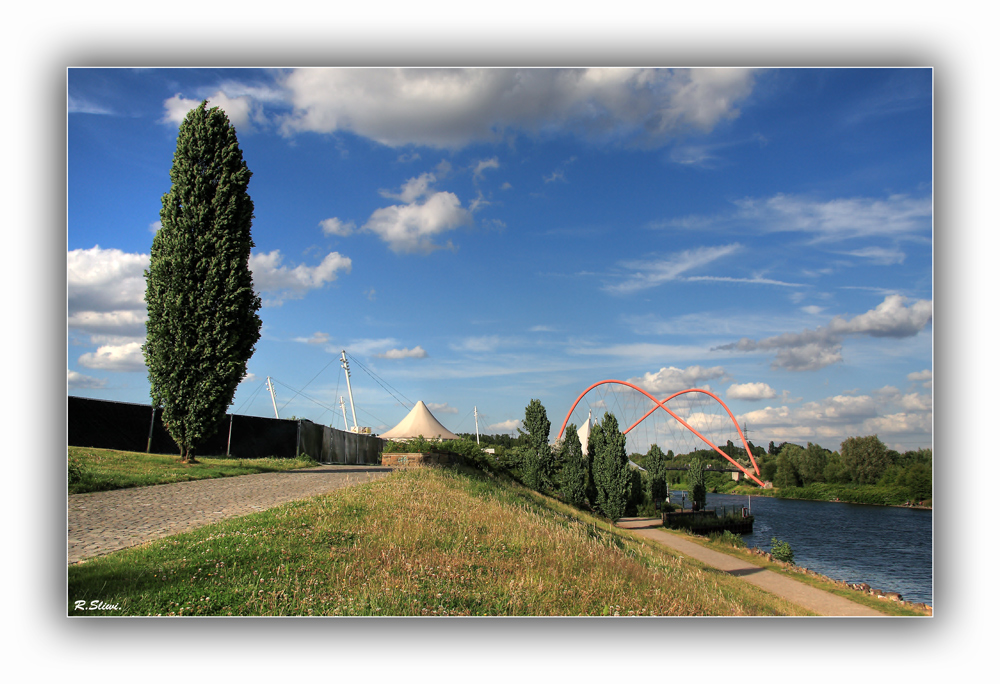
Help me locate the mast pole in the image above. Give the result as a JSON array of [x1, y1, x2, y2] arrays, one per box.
[[474, 406, 480, 445], [341, 351, 359, 431], [266, 376, 279, 419]]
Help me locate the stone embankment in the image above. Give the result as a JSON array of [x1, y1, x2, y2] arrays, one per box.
[[744, 547, 932, 615]]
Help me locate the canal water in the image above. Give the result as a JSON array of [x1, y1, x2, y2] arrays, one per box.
[[666, 490, 933, 606]]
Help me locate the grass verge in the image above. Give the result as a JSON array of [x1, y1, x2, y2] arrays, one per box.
[[68, 447, 318, 495], [664, 527, 930, 616], [69, 466, 810, 616]]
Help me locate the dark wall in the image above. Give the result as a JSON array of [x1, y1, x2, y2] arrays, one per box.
[[68, 396, 385, 463]]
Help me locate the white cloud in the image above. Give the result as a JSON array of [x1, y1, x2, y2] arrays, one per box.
[[68, 246, 148, 316], [908, 369, 933, 388], [295, 332, 330, 345], [426, 402, 458, 414], [364, 174, 471, 254], [375, 346, 428, 359], [606, 244, 742, 294], [68, 370, 106, 389], [473, 157, 499, 180], [843, 246, 906, 265], [241, 372, 257, 384], [801, 305, 825, 315], [278, 68, 756, 149], [734, 193, 931, 242], [320, 217, 355, 237], [68, 96, 114, 115], [249, 250, 352, 306], [162, 91, 257, 130], [628, 365, 727, 395], [488, 419, 522, 432], [737, 388, 931, 450], [67, 310, 147, 338], [715, 295, 932, 371], [78, 342, 146, 372], [149, 221, 161, 235], [726, 382, 777, 401]]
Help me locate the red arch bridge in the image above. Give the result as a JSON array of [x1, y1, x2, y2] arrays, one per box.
[[556, 379, 765, 487]]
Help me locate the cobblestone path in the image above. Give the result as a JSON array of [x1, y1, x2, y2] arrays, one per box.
[[68, 465, 394, 564]]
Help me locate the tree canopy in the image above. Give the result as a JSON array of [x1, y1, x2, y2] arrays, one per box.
[[144, 101, 262, 462]]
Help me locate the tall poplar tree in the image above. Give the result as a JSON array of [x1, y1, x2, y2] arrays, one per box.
[[144, 102, 262, 462], [592, 412, 631, 520]]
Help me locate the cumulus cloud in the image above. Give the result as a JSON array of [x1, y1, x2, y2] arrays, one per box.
[[78, 342, 146, 372], [426, 402, 458, 414], [375, 346, 428, 359], [68, 370, 106, 389], [163, 92, 252, 130], [249, 250, 352, 305], [715, 295, 932, 371], [736, 388, 932, 450], [726, 382, 777, 401], [278, 68, 756, 149], [489, 419, 522, 432], [628, 365, 727, 395], [363, 173, 471, 254], [68, 246, 148, 317], [68, 246, 150, 373], [908, 369, 932, 388], [320, 217, 355, 237]]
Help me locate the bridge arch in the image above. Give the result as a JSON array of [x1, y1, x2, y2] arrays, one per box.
[[557, 379, 764, 487]]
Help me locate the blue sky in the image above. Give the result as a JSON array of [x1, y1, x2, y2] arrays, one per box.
[[67, 67, 932, 453]]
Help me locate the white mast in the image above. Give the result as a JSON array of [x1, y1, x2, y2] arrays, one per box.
[[340, 351, 359, 432], [266, 376, 279, 419], [339, 396, 349, 431], [474, 406, 480, 445]]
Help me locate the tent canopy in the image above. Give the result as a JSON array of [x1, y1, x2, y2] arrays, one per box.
[[379, 400, 459, 441]]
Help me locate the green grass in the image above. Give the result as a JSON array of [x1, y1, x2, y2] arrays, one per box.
[[726, 482, 931, 508], [68, 466, 812, 616], [68, 447, 319, 495]]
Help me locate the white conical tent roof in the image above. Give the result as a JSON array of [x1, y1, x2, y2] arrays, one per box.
[[379, 400, 460, 440]]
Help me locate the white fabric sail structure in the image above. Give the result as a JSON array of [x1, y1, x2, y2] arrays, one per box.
[[577, 410, 592, 455], [379, 400, 460, 441]]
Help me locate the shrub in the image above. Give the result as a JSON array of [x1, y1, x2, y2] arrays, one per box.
[[710, 530, 747, 548], [770, 537, 794, 564]]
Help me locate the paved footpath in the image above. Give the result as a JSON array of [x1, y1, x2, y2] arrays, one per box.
[[616, 517, 884, 616], [68, 465, 394, 564]]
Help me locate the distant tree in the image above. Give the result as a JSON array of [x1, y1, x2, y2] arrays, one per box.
[[798, 442, 829, 486], [627, 467, 644, 516], [774, 450, 800, 489], [144, 101, 262, 463], [557, 423, 587, 507], [644, 444, 669, 503], [905, 463, 933, 501], [591, 412, 631, 520], [841, 435, 892, 485], [823, 451, 850, 484], [688, 456, 707, 510]]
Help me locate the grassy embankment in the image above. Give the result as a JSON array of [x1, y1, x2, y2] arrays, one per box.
[[68, 446, 318, 495], [69, 465, 814, 616]]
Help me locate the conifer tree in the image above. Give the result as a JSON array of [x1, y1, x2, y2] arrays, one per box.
[[144, 102, 262, 462], [592, 412, 631, 520], [557, 423, 587, 507]]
